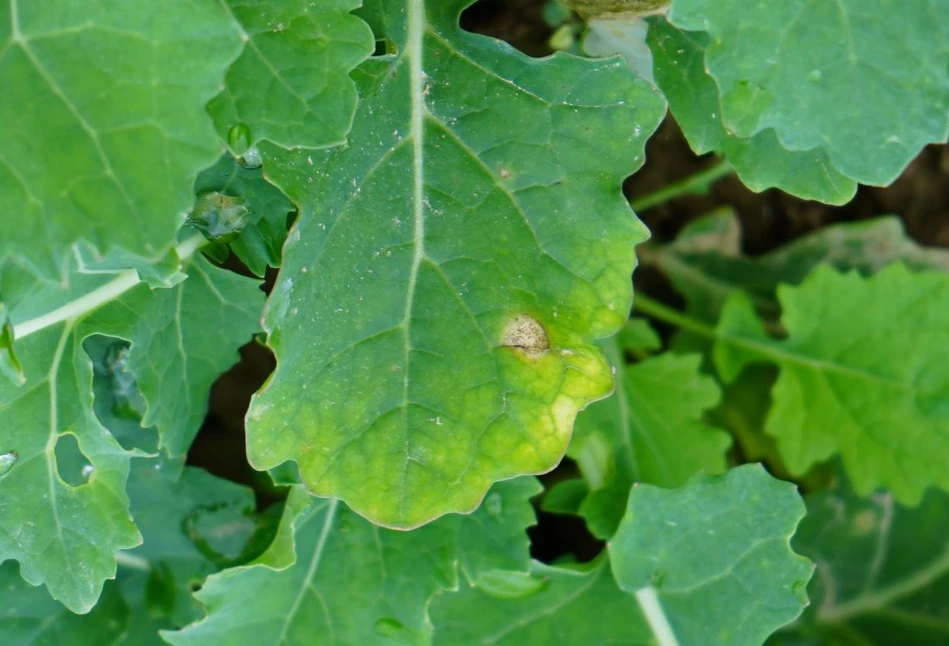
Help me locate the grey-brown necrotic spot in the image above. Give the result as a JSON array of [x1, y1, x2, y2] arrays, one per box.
[[502, 315, 549, 358]]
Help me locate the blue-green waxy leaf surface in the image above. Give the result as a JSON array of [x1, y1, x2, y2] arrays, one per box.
[[667, 0, 949, 187], [609, 465, 813, 645], [715, 263, 949, 504], [165, 478, 540, 645], [211, 0, 374, 152], [0, 1, 242, 277], [246, 0, 667, 528], [0, 455, 269, 644], [774, 476, 949, 645], [0, 250, 261, 613], [432, 465, 810, 645], [647, 20, 856, 204]]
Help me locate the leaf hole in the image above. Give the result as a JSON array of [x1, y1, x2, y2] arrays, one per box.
[[460, 0, 557, 57], [373, 38, 398, 56], [84, 335, 158, 453], [54, 433, 94, 487]]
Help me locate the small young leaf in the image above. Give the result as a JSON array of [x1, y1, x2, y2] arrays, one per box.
[[715, 264, 949, 503], [609, 464, 813, 645], [210, 0, 374, 151], [247, 0, 666, 528], [569, 339, 731, 537]]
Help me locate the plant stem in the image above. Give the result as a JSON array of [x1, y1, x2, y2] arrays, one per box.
[[635, 586, 679, 646], [115, 550, 151, 572], [633, 292, 717, 339], [12, 235, 207, 341], [631, 159, 734, 213]]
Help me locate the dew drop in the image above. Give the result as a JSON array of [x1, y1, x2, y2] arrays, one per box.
[[228, 123, 252, 154], [239, 147, 263, 170], [0, 450, 18, 477], [187, 192, 250, 243], [808, 70, 822, 82]]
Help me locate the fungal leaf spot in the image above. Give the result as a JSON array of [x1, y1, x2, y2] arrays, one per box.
[[502, 314, 550, 358]]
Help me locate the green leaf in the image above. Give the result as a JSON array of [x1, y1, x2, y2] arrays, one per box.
[[430, 559, 653, 645], [666, 0, 949, 186], [714, 263, 949, 504], [165, 478, 540, 645], [210, 0, 374, 152], [246, 0, 666, 529], [0, 247, 261, 612], [192, 154, 297, 276], [124, 455, 268, 626], [569, 337, 731, 537], [0, 563, 130, 646], [609, 464, 813, 645], [644, 211, 949, 326], [433, 466, 810, 644], [0, 2, 242, 277], [0, 456, 271, 643], [777, 476, 949, 645], [647, 20, 856, 204]]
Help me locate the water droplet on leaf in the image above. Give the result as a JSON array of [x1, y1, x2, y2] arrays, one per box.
[[0, 450, 18, 477], [239, 147, 263, 170], [228, 123, 252, 154], [187, 192, 250, 244], [808, 70, 822, 82]]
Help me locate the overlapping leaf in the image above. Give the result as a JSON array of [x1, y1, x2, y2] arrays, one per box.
[[714, 263, 949, 503], [246, 0, 667, 528], [773, 476, 949, 645], [210, 0, 374, 152], [166, 478, 540, 645], [643, 211, 949, 326], [609, 464, 812, 645], [0, 251, 261, 612], [667, 0, 949, 187], [0, 1, 242, 277], [192, 154, 296, 276], [0, 455, 268, 644], [433, 465, 811, 644], [567, 327, 731, 537], [430, 559, 652, 645], [647, 20, 856, 204]]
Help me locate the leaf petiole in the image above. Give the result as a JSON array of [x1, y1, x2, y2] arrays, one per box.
[[12, 235, 207, 341], [630, 158, 734, 213]]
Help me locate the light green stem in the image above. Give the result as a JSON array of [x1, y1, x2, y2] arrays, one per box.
[[631, 159, 734, 213], [633, 293, 718, 339], [12, 236, 206, 341]]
